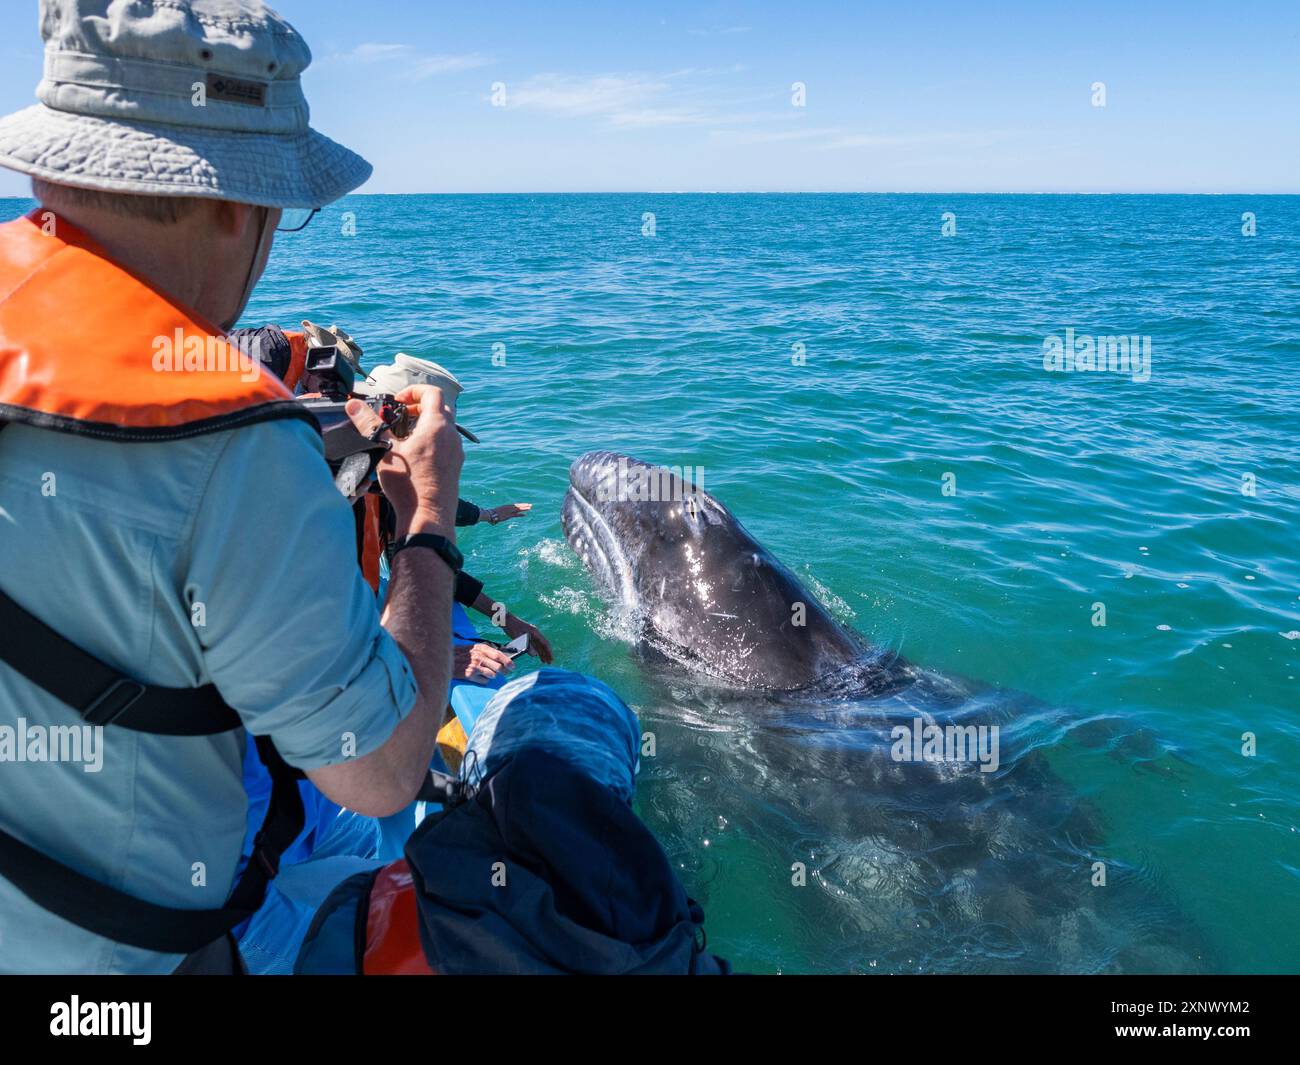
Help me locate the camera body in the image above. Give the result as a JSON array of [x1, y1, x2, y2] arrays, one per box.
[[300, 344, 357, 400], [297, 347, 411, 501]]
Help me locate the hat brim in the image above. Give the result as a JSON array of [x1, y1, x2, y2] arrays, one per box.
[[0, 104, 371, 210]]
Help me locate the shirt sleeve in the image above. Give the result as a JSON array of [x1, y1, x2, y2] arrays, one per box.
[[225, 325, 292, 382], [455, 499, 480, 527], [181, 417, 418, 770], [454, 569, 485, 608]]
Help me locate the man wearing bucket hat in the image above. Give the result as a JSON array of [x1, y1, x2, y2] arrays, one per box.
[[0, 1, 463, 974]]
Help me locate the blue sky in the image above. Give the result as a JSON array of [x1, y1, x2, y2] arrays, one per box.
[[1, 0, 1297, 194]]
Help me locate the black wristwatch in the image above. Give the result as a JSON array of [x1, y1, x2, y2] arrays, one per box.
[[391, 533, 463, 574]]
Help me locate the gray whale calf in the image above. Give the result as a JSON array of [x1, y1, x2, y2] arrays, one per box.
[[563, 450, 871, 691], [562, 449, 1210, 973]]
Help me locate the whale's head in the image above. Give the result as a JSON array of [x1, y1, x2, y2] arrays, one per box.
[[562, 450, 863, 689]]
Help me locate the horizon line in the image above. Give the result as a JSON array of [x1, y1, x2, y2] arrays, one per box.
[[1, 189, 1297, 199]]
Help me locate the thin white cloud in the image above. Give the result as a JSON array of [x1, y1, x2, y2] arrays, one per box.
[[505, 73, 723, 127], [407, 53, 494, 79], [607, 107, 716, 129], [329, 43, 493, 80], [709, 124, 1018, 152], [663, 64, 749, 78], [506, 74, 665, 118], [496, 69, 1012, 152], [711, 126, 844, 145], [503, 71, 762, 129], [344, 43, 409, 62]]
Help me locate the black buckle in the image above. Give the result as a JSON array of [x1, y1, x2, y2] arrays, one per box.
[[417, 769, 470, 806], [83, 678, 146, 726]]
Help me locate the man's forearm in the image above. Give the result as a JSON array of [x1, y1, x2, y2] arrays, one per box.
[[377, 533, 455, 799]]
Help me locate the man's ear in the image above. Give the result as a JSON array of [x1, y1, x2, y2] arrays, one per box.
[[210, 199, 260, 239]]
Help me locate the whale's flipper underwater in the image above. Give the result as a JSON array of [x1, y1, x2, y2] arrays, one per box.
[[562, 450, 1212, 973]]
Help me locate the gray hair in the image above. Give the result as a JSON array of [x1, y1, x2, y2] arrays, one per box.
[[32, 178, 206, 224]]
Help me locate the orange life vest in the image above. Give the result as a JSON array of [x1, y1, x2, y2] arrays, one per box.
[[0, 209, 313, 438], [0, 209, 389, 604], [0, 217, 323, 958], [0, 205, 393, 605], [280, 329, 310, 392]]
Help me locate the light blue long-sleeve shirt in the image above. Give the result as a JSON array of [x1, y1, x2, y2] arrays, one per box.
[[0, 414, 418, 974]]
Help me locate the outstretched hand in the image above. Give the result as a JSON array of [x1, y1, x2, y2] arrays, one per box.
[[482, 502, 532, 525]]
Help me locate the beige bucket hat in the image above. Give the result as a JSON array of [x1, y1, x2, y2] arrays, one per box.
[[0, 0, 372, 209]]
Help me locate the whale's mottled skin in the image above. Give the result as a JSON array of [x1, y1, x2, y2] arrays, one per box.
[[562, 450, 869, 690]]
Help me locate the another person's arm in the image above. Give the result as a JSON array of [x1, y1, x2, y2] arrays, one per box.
[[453, 566, 553, 667], [458, 499, 533, 527], [467, 591, 555, 664]]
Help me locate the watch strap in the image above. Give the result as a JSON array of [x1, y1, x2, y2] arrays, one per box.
[[393, 532, 463, 574]]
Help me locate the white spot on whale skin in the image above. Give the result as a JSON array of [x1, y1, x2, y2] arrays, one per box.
[[1281, 631, 1300, 641]]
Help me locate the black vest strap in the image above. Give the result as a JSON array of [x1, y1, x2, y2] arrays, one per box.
[[0, 585, 305, 954], [0, 587, 239, 732]]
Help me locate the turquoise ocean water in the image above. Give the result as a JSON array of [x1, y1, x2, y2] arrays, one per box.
[[6, 193, 1297, 972]]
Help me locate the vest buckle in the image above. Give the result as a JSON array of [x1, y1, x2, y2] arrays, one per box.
[[84, 678, 146, 725]]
